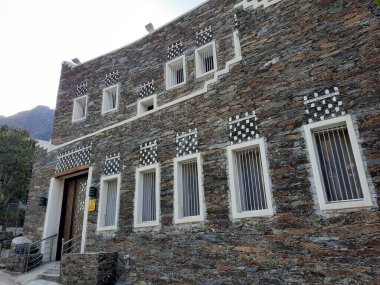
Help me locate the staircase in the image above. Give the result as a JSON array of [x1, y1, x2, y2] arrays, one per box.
[[36, 261, 61, 283]]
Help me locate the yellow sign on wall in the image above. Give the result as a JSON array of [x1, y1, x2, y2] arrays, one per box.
[[88, 199, 96, 212]]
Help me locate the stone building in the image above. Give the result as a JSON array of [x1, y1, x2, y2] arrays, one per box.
[[24, 0, 379, 283]]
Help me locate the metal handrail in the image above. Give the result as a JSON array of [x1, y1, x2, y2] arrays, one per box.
[[61, 234, 82, 257], [24, 233, 57, 273]]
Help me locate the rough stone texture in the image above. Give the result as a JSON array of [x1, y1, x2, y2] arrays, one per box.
[[60, 252, 118, 285], [24, 147, 55, 240], [26, 0, 380, 284]]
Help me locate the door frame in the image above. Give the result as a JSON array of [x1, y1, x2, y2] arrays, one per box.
[[42, 167, 93, 260]]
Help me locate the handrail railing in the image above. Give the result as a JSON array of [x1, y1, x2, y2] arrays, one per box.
[[24, 233, 57, 273], [61, 234, 82, 257]]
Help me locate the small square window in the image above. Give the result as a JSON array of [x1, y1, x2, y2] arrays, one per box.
[[166, 55, 186, 90], [97, 174, 121, 231], [195, 41, 217, 78], [134, 163, 160, 228], [304, 115, 373, 210], [137, 94, 157, 115], [102, 84, 119, 114], [72, 95, 88, 122], [173, 153, 205, 224], [227, 138, 274, 220]]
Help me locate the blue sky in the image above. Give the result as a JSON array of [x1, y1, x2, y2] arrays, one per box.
[[0, 0, 205, 116]]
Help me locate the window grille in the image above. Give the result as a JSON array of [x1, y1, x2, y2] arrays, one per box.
[[97, 173, 120, 231], [134, 163, 160, 228], [304, 115, 373, 210], [195, 42, 217, 78], [104, 179, 117, 227], [141, 171, 156, 222], [227, 138, 273, 219], [180, 160, 200, 218], [72, 96, 87, 122], [166, 56, 186, 89], [102, 85, 119, 113], [234, 147, 268, 212], [314, 125, 363, 202], [174, 153, 204, 224]]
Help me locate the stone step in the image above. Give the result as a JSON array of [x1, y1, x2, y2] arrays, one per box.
[[37, 273, 61, 283], [43, 268, 60, 274]]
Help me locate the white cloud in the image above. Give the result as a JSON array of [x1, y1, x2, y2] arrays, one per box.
[[0, 0, 205, 116]]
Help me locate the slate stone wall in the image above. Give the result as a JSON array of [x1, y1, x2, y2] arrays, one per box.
[[60, 252, 118, 285], [24, 147, 55, 240], [26, 0, 380, 284]]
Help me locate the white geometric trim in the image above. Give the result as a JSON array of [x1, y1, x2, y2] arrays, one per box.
[[47, 31, 242, 152]]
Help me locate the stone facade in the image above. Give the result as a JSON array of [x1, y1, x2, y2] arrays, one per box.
[[25, 0, 380, 284], [61, 252, 118, 284]]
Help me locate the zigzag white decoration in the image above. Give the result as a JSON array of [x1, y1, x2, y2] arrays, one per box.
[[47, 31, 243, 152], [234, 0, 283, 10]]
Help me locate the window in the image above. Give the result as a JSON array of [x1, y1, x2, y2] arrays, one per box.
[[134, 163, 160, 228], [174, 153, 204, 224], [166, 55, 186, 90], [227, 138, 273, 219], [72, 95, 88, 122], [137, 94, 157, 115], [102, 84, 119, 114], [97, 174, 121, 231], [304, 115, 372, 210], [195, 41, 217, 78]]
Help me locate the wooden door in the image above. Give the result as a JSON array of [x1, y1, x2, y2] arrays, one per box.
[[57, 174, 87, 260]]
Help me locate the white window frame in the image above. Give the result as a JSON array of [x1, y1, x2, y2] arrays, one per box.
[[101, 84, 120, 114], [173, 153, 205, 224], [134, 163, 160, 228], [165, 55, 186, 90], [304, 115, 372, 210], [227, 138, 274, 220], [195, 41, 217, 78], [137, 94, 157, 115], [97, 173, 121, 231], [72, 95, 88, 122]]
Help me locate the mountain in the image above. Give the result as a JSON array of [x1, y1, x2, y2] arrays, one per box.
[[0, 106, 55, 141]]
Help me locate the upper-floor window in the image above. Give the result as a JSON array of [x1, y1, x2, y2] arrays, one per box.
[[195, 41, 217, 78], [134, 163, 160, 228], [173, 153, 204, 224], [166, 55, 186, 90], [97, 173, 121, 231], [102, 84, 119, 114], [227, 138, 273, 219], [137, 94, 157, 115], [72, 95, 88, 122], [304, 115, 373, 210]]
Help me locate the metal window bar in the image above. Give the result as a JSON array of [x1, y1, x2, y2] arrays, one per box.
[[169, 60, 184, 86], [23, 234, 57, 272], [200, 46, 214, 74], [314, 125, 363, 202], [142, 171, 156, 222], [181, 161, 200, 218], [104, 180, 117, 227], [234, 147, 268, 212]]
